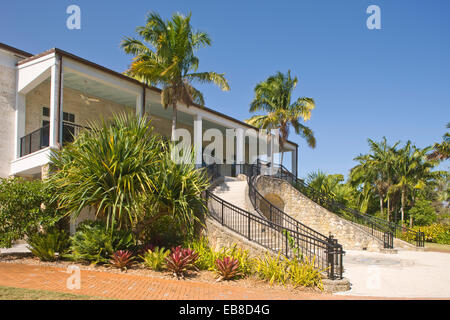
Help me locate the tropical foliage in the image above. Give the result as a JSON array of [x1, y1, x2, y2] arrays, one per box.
[[0, 177, 62, 248], [428, 123, 450, 161], [245, 70, 315, 165], [66, 221, 135, 264], [141, 246, 170, 271], [121, 11, 229, 140], [49, 113, 209, 240], [303, 137, 447, 232], [27, 228, 71, 262]]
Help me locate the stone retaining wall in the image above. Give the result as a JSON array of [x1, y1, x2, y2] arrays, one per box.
[[253, 176, 384, 251]]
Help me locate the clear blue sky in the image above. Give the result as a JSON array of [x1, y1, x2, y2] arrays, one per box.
[[1, 0, 449, 178]]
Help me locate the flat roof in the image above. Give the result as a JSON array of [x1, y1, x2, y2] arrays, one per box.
[[8, 43, 298, 147]]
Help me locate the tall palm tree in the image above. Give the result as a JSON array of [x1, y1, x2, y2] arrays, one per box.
[[428, 123, 450, 161], [121, 11, 230, 140], [390, 142, 439, 227], [245, 71, 316, 166], [350, 138, 398, 221]]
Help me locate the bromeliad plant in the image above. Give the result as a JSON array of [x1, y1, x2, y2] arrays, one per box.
[[165, 246, 199, 278], [141, 246, 170, 271], [109, 250, 135, 271], [215, 256, 242, 281]]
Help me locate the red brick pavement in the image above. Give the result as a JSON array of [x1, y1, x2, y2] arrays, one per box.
[[0, 262, 354, 300]]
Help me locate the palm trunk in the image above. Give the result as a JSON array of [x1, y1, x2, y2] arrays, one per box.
[[387, 197, 390, 222], [171, 103, 177, 141], [379, 195, 384, 219], [401, 186, 405, 228]]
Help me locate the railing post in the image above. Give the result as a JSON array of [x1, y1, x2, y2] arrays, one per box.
[[327, 234, 335, 280], [221, 200, 224, 225], [383, 231, 393, 249], [247, 211, 251, 240], [285, 231, 289, 258]]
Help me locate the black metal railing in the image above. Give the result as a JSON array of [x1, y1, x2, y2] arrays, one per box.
[[20, 124, 50, 157], [258, 160, 424, 248], [204, 163, 344, 279], [20, 122, 88, 157]]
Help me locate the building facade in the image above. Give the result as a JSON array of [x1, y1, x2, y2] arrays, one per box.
[[0, 43, 299, 180]]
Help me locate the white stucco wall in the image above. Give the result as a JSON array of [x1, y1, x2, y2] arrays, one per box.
[[0, 50, 23, 178]]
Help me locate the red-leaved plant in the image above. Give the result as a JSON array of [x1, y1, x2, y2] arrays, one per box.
[[165, 246, 199, 278], [109, 250, 135, 271], [215, 256, 242, 281]]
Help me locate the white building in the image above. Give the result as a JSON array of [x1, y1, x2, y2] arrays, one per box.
[[0, 43, 299, 180]]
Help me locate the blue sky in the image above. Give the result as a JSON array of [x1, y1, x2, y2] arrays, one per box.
[[1, 0, 449, 178]]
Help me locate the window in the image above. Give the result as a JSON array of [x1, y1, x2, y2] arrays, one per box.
[[42, 107, 50, 117], [63, 112, 75, 123]]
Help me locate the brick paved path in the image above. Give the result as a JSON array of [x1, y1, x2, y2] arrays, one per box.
[[0, 263, 344, 300]]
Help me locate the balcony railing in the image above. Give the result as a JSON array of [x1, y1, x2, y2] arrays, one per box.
[[19, 122, 88, 157]]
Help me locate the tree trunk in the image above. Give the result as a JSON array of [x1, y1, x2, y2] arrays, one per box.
[[171, 102, 177, 141], [400, 187, 405, 228], [387, 197, 390, 222], [379, 195, 384, 219]]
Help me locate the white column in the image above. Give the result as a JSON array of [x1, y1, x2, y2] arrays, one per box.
[[136, 92, 144, 117], [58, 67, 64, 145], [236, 128, 244, 175], [14, 92, 26, 159], [49, 59, 61, 148], [194, 114, 202, 167], [291, 148, 298, 178], [269, 133, 274, 176]]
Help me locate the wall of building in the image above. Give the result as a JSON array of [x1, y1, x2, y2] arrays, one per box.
[[25, 81, 135, 134], [0, 51, 20, 177]]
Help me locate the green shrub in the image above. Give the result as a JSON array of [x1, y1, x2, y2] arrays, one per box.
[[0, 177, 62, 248], [254, 252, 289, 286], [27, 228, 71, 261], [141, 247, 170, 271], [67, 221, 135, 264], [254, 251, 323, 289], [184, 237, 216, 270], [409, 199, 437, 226], [286, 257, 324, 290], [435, 230, 450, 244]]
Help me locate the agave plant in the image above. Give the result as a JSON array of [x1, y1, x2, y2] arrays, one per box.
[[109, 250, 135, 271], [215, 256, 242, 281]]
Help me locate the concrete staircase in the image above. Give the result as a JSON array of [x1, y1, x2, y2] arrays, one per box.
[[210, 177, 248, 210], [209, 177, 286, 252]]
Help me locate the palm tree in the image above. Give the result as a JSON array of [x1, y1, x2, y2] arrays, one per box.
[[350, 138, 398, 221], [245, 71, 315, 166], [121, 11, 230, 140], [428, 123, 450, 161], [390, 142, 439, 227]]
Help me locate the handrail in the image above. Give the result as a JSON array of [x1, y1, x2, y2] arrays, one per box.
[[204, 163, 344, 279], [263, 160, 424, 248]]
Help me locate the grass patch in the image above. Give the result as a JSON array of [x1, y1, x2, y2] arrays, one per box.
[[0, 286, 101, 300]]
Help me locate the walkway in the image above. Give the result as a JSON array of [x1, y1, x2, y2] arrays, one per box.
[[336, 249, 450, 298]]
